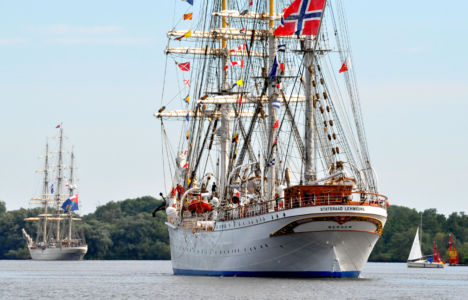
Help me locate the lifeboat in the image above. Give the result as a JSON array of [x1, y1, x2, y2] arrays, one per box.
[[187, 199, 212, 214]]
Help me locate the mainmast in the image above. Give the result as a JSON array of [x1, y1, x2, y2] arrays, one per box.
[[304, 0, 327, 184], [303, 37, 315, 184], [55, 126, 64, 242]]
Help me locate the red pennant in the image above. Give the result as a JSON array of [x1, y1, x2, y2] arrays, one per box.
[[339, 61, 348, 73], [280, 62, 285, 71], [273, 120, 279, 129]]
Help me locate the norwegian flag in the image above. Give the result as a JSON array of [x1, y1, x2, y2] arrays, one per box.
[[184, 79, 190, 86], [274, 0, 325, 36]]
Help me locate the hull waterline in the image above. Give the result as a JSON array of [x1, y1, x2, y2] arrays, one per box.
[[28, 245, 88, 260], [168, 205, 386, 277]]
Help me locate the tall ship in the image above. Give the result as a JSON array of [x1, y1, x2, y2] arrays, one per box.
[[22, 125, 87, 260], [154, 0, 387, 277]]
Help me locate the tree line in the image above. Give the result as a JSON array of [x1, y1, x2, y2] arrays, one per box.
[[0, 198, 467, 263]]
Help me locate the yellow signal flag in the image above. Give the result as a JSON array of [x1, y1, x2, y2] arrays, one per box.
[[236, 78, 243, 87], [175, 30, 192, 41], [184, 13, 193, 20]]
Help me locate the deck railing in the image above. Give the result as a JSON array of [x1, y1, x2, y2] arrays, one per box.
[[218, 192, 387, 222]]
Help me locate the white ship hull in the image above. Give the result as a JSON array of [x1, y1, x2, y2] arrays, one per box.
[[28, 245, 88, 260], [407, 260, 444, 268], [168, 205, 386, 277]]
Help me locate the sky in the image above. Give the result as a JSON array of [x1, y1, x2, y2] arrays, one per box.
[[0, 0, 467, 215]]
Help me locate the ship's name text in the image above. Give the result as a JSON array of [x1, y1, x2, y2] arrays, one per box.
[[320, 206, 365, 212]]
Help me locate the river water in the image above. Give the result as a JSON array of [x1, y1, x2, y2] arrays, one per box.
[[0, 260, 467, 299]]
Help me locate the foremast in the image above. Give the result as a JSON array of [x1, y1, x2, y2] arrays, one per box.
[[266, 0, 277, 203]]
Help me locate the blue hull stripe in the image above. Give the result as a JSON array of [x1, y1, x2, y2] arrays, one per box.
[[173, 268, 360, 278]]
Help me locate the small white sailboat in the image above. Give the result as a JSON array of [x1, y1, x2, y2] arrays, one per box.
[[407, 228, 444, 268]]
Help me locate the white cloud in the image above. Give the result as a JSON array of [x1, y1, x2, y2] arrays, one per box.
[[360, 80, 468, 107], [44, 37, 154, 45], [0, 38, 29, 46], [394, 47, 425, 55], [27, 25, 124, 34]]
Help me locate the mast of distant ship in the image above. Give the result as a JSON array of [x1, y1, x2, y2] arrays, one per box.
[[67, 147, 75, 244], [55, 125, 64, 242], [41, 141, 50, 244]]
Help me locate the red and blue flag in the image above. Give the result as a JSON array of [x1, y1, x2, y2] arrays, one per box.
[[62, 194, 79, 212], [274, 0, 325, 36]]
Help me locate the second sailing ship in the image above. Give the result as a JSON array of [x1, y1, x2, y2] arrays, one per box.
[[22, 125, 87, 260]]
